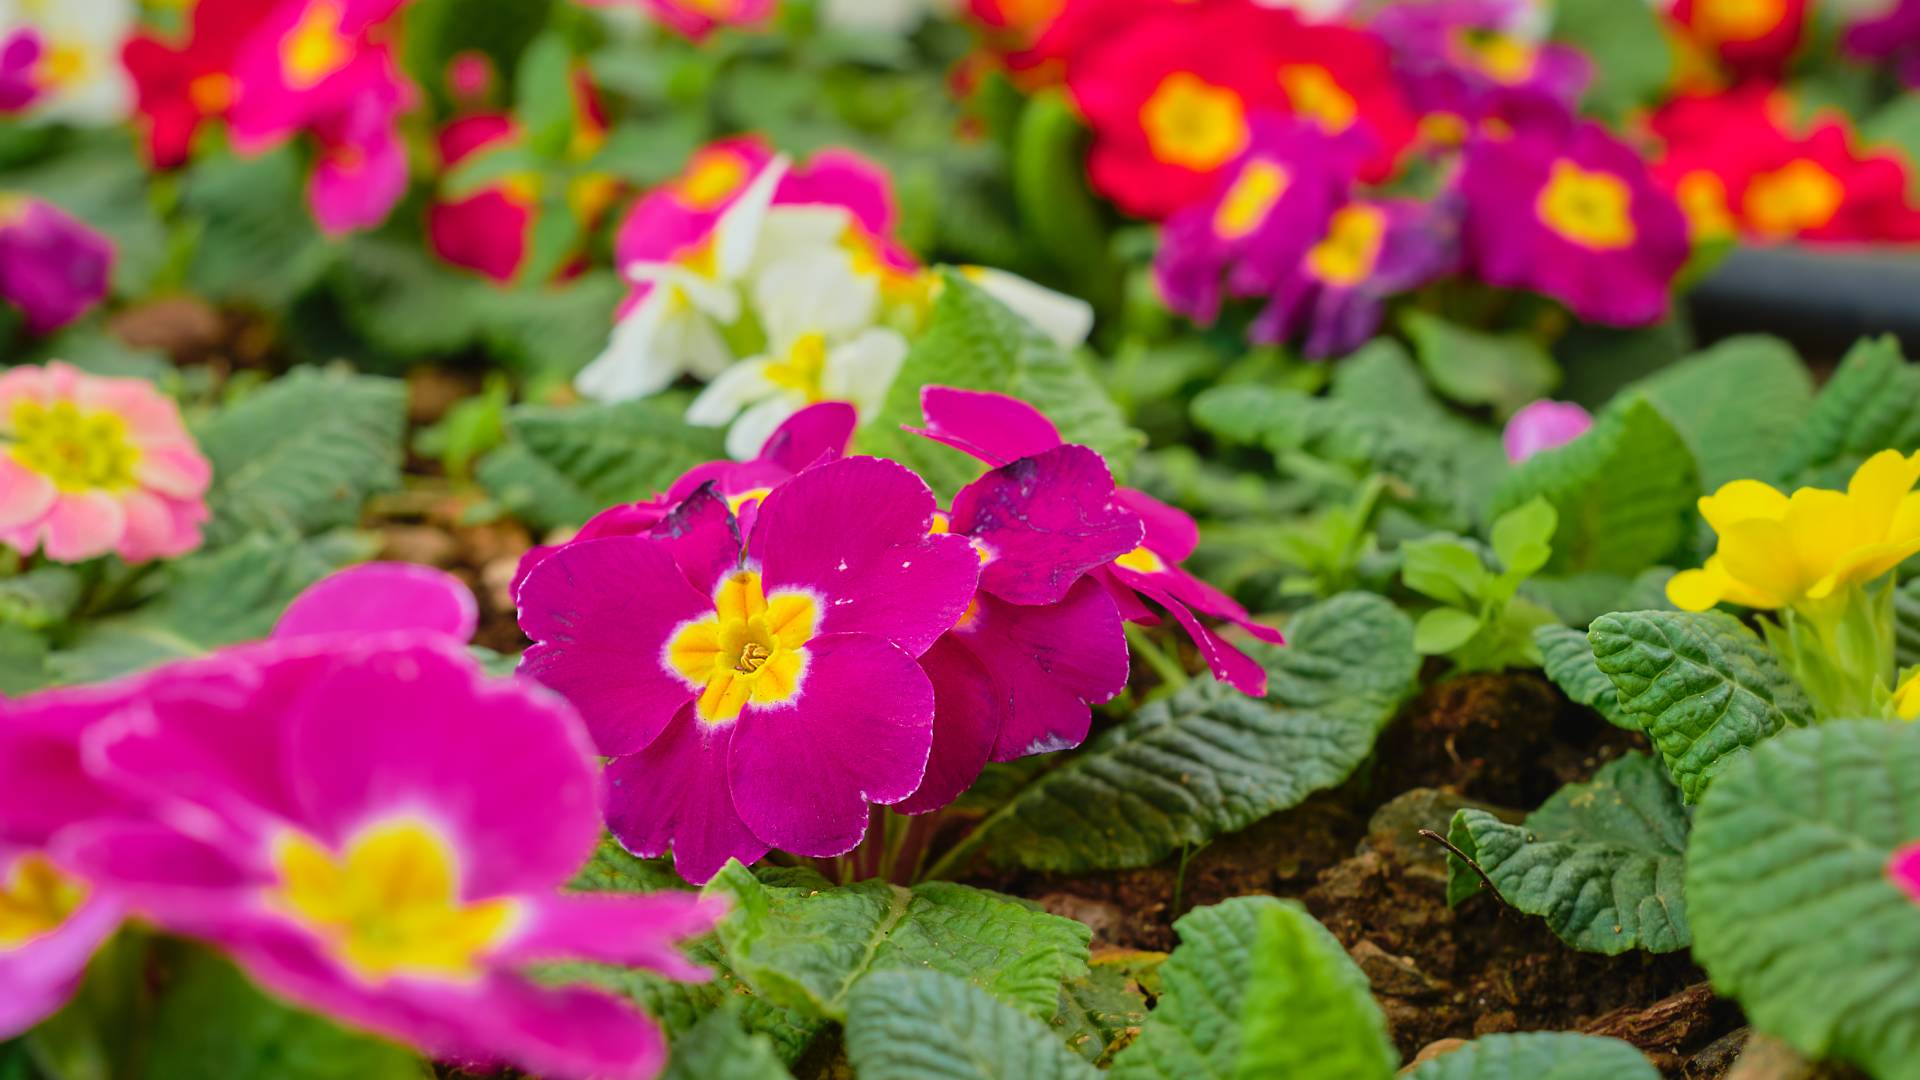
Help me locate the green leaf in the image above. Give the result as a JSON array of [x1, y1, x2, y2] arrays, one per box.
[[334, 233, 489, 358], [0, 625, 50, 696], [1401, 310, 1559, 416], [1626, 335, 1814, 488], [1108, 897, 1395, 1080], [1489, 497, 1557, 580], [0, 567, 81, 630], [1687, 721, 1920, 1080], [1051, 966, 1151, 1066], [195, 368, 407, 545], [1405, 1032, 1661, 1080], [704, 863, 1091, 1022], [180, 146, 335, 307], [1012, 90, 1115, 308], [957, 593, 1418, 874], [1489, 397, 1700, 577], [1401, 538, 1492, 608], [1552, 0, 1673, 120], [660, 1008, 793, 1080], [1897, 577, 1920, 670], [855, 270, 1139, 494], [516, 33, 577, 159], [1589, 610, 1814, 802], [145, 948, 424, 1079], [481, 271, 626, 379], [1415, 607, 1483, 656], [0, 128, 167, 295], [844, 970, 1101, 1080], [1445, 753, 1690, 954], [1773, 336, 1920, 489], [1534, 625, 1635, 730], [568, 834, 690, 895], [476, 398, 726, 530]]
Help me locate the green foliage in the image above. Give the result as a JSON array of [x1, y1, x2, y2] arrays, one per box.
[[855, 271, 1139, 493], [1551, 0, 1674, 121], [0, 129, 168, 295], [1401, 310, 1559, 417], [1590, 610, 1814, 802], [1490, 398, 1700, 577], [1404, 1033, 1661, 1080], [1402, 498, 1561, 672], [180, 147, 335, 307], [704, 862, 1091, 1022], [1051, 965, 1152, 1066], [1687, 722, 1920, 1080], [844, 971, 1101, 1080], [1626, 335, 1815, 489], [476, 398, 727, 529], [1013, 90, 1116, 311], [0, 567, 81, 631], [194, 368, 408, 546], [952, 593, 1418, 874], [1534, 624, 1636, 730], [0, 625, 49, 696], [1446, 753, 1690, 954], [1108, 897, 1396, 1080], [659, 1009, 793, 1080], [1898, 577, 1920, 670], [1773, 336, 1920, 489]]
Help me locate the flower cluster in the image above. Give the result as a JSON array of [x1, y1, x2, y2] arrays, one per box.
[[0, 362, 210, 564], [0, 0, 132, 125], [1049, 0, 1690, 353], [0, 564, 717, 1079], [578, 135, 1092, 459], [514, 392, 1281, 884]]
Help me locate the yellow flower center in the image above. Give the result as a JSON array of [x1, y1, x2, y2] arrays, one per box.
[[1536, 159, 1636, 251], [1306, 204, 1388, 287], [1742, 159, 1843, 239], [1692, 0, 1789, 42], [35, 41, 87, 90], [680, 153, 749, 210], [667, 570, 816, 724], [1419, 112, 1470, 148], [281, 0, 352, 91], [1278, 65, 1357, 134], [0, 854, 87, 948], [1455, 30, 1536, 84], [1140, 72, 1249, 172], [270, 820, 519, 983], [726, 487, 772, 515], [764, 332, 831, 402], [1676, 170, 1735, 240], [6, 400, 143, 494], [1213, 159, 1289, 240], [1114, 546, 1166, 574], [187, 72, 234, 113]]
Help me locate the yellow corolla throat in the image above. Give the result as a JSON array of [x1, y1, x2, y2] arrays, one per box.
[[1213, 159, 1289, 241], [928, 512, 995, 566], [1536, 159, 1636, 252], [0, 853, 87, 948], [1278, 65, 1357, 134], [1454, 30, 1536, 84], [679, 152, 749, 210], [269, 820, 520, 983], [1306, 204, 1388, 288], [7, 399, 142, 494], [1114, 546, 1167, 575], [1692, 0, 1790, 43], [1743, 159, 1843, 239], [1140, 72, 1249, 172], [726, 487, 772, 516], [667, 570, 817, 724], [281, 0, 352, 90], [763, 332, 831, 403]]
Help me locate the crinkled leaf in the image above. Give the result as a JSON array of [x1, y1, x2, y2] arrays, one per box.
[[1489, 398, 1700, 577], [660, 1008, 792, 1080], [1687, 721, 1920, 1080], [1108, 897, 1395, 1080], [1405, 1032, 1661, 1080], [180, 146, 334, 307], [1898, 577, 1920, 670], [195, 368, 407, 545], [963, 592, 1419, 873], [568, 834, 689, 895], [1535, 624, 1635, 730], [1773, 335, 1920, 489], [844, 970, 1101, 1080], [704, 862, 1091, 1022], [1051, 965, 1150, 1066], [1627, 335, 1813, 488], [0, 625, 50, 696], [1402, 310, 1559, 416], [855, 270, 1138, 494], [0, 567, 81, 631], [1589, 610, 1813, 802], [1446, 753, 1690, 954], [476, 398, 726, 530], [335, 232, 489, 358]]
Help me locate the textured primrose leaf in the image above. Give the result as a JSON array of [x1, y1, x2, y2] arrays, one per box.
[[660, 1008, 793, 1080], [1534, 624, 1636, 731], [963, 592, 1419, 873], [1051, 964, 1152, 1066], [1401, 309, 1560, 416], [1108, 897, 1396, 1080], [476, 398, 727, 530], [1687, 721, 1920, 1080], [481, 271, 627, 379], [1589, 610, 1813, 802], [0, 567, 81, 631], [1489, 397, 1700, 577], [1445, 753, 1690, 954], [1773, 336, 1920, 489], [704, 862, 1092, 1022], [1404, 1032, 1661, 1080], [194, 368, 407, 545], [144, 947, 423, 1079], [335, 232, 490, 358], [1894, 575, 1920, 670], [1626, 335, 1814, 489], [180, 145, 334, 307], [856, 269, 1138, 494], [845, 970, 1102, 1080], [0, 624, 50, 696]]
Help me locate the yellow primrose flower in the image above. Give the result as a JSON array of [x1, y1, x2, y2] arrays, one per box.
[[1896, 670, 1920, 721], [1668, 450, 1920, 613]]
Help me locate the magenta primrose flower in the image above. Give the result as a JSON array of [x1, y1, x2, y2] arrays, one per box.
[[0, 194, 112, 334], [517, 456, 981, 883], [35, 564, 717, 1080], [1893, 841, 1920, 905], [0, 363, 212, 565], [1249, 196, 1457, 358], [1370, 0, 1590, 123], [912, 387, 1286, 696], [1502, 398, 1593, 462], [1458, 118, 1689, 327]]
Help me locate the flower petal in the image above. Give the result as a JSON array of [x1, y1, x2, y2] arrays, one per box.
[[0, 455, 55, 530], [895, 635, 999, 816], [500, 892, 722, 980], [273, 563, 479, 643], [603, 708, 769, 886], [951, 445, 1143, 606], [910, 386, 1064, 467]]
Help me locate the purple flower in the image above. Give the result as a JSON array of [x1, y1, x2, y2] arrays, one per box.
[[1250, 196, 1458, 358], [0, 30, 44, 112], [1503, 399, 1593, 461], [1845, 0, 1920, 87], [1458, 120, 1689, 327], [1371, 0, 1590, 122], [900, 446, 1142, 813], [0, 196, 112, 333], [517, 456, 982, 883]]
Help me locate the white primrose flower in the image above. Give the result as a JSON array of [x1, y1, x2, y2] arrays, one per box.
[[687, 249, 908, 461], [959, 266, 1096, 348], [1, 0, 134, 126]]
